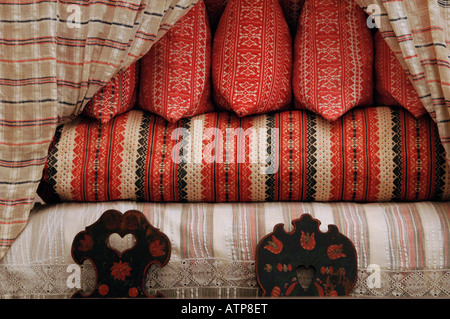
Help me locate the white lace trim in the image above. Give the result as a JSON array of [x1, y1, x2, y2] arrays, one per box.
[[0, 259, 448, 298]]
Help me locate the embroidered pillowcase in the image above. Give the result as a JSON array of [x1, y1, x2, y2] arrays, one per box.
[[293, 0, 374, 122], [374, 32, 426, 118], [83, 62, 138, 123], [212, 0, 292, 117], [138, 0, 214, 123], [205, 0, 305, 36]]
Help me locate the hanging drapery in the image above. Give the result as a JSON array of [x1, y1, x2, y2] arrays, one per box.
[[0, 0, 198, 261], [356, 0, 450, 164]]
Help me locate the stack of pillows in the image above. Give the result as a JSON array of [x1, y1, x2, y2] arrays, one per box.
[[82, 0, 426, 125]]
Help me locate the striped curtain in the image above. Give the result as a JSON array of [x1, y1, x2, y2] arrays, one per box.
[[356, 0, 450, 164], [0, 0, 197, 260]]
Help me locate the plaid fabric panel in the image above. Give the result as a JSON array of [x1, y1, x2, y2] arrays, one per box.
[[40, 107, 450, 203], [0, 0, 197, 260], [374, 31, 427, 118], [356, 0, 450, 165]]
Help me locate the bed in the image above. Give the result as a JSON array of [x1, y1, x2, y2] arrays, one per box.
[[0, 201, 448, 298], [0, 0, 449, 300]]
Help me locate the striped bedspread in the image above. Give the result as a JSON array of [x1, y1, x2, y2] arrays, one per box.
[[0, 201, 448, 298]]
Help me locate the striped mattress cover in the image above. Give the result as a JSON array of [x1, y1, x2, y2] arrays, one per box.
[[0, 200, 448, 298]]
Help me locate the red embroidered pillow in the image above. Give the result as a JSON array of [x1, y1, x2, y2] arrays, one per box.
[[83, 62, 138, 123], [293, 0, 373, 122], [138, 0, 214, 123], [212, 0, 292, 117], [374, 32, 427, 118]]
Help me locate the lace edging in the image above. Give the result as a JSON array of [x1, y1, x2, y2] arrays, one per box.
[[0, 259, 448, 298]]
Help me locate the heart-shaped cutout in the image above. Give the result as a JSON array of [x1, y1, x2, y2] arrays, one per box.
[[296, 265, 316, 291], [107, 233, 136, 256]]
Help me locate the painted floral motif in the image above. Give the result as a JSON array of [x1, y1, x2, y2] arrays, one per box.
[[256, 214, 357, 297], [300, 231, 315, 250], [320, 266, 333, 275], [271, 286, 281, 297], [285, 280, 298, 296], [315, 267, 353, 296], [277, 263, 283, 272], [149, 240, 165, 257], [128, 287, 139, 297], [277, 263, 293, 272], [98, 284, 109, 296], [110, 261, 131, 281], [264, 235, 283, 254], [327, 244, 346, 260]]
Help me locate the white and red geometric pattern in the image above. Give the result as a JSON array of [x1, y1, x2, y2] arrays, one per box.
[[212, 0, 292, 117], [83, 62, 138, 124], [293, 0, 374, 122], [374, 31, 427, 118], [205, 0, 305, 36], [138, 0, 214, 123]]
